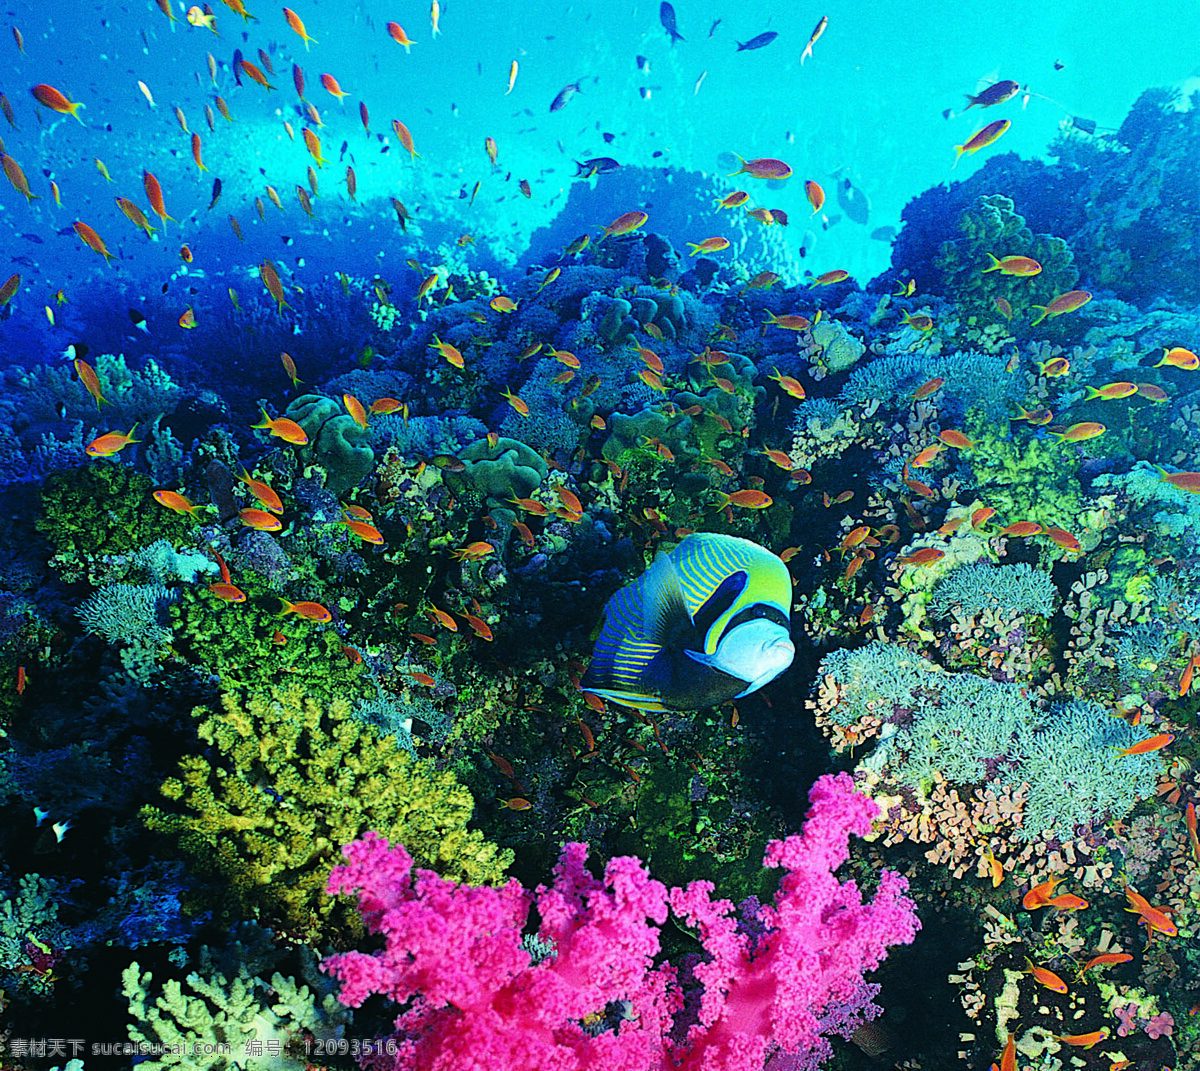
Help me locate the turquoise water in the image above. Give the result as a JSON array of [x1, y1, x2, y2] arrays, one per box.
[[2, 1, 1200, 1068]]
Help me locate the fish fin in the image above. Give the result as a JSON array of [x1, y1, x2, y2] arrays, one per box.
[[579, 685, 669, 713], [640, 548, 693, 645]]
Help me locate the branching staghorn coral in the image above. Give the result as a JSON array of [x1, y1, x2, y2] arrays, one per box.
[[142, 683, 512, 941]]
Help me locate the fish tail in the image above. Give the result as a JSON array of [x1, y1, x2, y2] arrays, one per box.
[[1029, 306, 1048, 326], [981, 252, 1000, 273]]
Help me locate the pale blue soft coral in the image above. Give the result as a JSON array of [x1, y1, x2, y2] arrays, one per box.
[[1017, 700, 1159, 841], [817, 647, 1163, 841], [1093, 461, 1200, 537], [929, 563, 1057, 616], [77, 583, 171, 647], [818, 641, 937, 727], [838, 349, 1020, 420], [1, 873, 71, 997]]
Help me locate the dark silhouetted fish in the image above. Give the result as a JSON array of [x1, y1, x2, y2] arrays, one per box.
[[208, 177, 222, 210], [574, 157, 619, 177], [736, 31, 777, 51], [636, 54, 650, 72], [835, 174, 871, 225], [549, 81, 582, 112], [660, 2, 684, 45]]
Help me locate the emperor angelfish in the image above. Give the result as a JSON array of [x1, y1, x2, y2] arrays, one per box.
[[581, 534, 794, 712]]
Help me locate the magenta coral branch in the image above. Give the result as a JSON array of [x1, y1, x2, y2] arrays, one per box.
[[322, 772, 920, 1071]]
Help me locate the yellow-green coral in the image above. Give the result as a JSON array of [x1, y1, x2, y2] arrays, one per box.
[[964, 421, 1084, 529], [142, 683, 512, 939]]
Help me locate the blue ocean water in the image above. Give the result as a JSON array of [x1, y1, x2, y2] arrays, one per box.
[[4, 0, 1200, 1067]]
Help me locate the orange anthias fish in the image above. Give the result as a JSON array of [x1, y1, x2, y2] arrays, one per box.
[[501, 386, 529, 415], [343, 393, 369, 429], [73, 221, 117, 264], [981, 847, 1003, 887], [1076, 952, 1132, 977], [764, 312, 811, 331], [207, 582, 246, 603], [341, 518, 385, 544], [896, 547, 944, 568], [1022, 957, 1068, 994], [1051, 421, 1105, 443], [954, 119, 1010, 166], [260, 259, 289, 312], [2, 153, 39, 203], [31, 83, 84, 121], [153, 490, 201, 515], [1042, 527, 1081, 553], [75, 358, 107, 407], [252, 408, 308, 445], [1157, 467, 1200, 493], [1085, 381, 1138, 400], [143, 170, 173, 226], [391, 119, 420, 159], [602, 210, 649, 236], [431, 335, 464, 368], [687, 236, 730, 256], [279, 598, 332, 623], [239, 60, 276, 91], [320, 73, 348, 101], [719, 489, 773, 510], [87, 426, 141, 457], [1113, 732, 1173, 756], [1056, 1029, 1108, 1049], [804, 179, 825, 215], [1124, 884, 1177, 937], [283, 7, 318, 49], [911, 444, 943, 467], [452, 541, 495, 561], [239, 469, 284, 512], [1030, 289, 1092, 326], [938, 429, 975, 449], [115, 197, 157, 237], [240, 507, 283, 531], [997, 520, 1042, 537], [715, 190, 749, 210], [808, 269, 850, 287], [728, 156, 792, 180], [912, 376, 944, 399], [768, 367, 805, 399], [1022, 875, 1066, 910], [386, 22, 415, 50], [1154, 346, 1200, 370], [982, 253, 1042, 276], [1045, 892, 1088, 911]]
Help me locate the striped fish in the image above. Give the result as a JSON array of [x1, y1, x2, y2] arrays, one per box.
[[581, 534, 794, 711]]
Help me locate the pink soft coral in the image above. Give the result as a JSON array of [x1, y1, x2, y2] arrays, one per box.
[[322, 772, 919, 1071]]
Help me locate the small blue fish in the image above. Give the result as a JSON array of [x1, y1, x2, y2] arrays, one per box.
[[736, 31, 778, 52], [660, 1, 684, 45], [582, 534, 794, 711], [550, 81, 582, 113]]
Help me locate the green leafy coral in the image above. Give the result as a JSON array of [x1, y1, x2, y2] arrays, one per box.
[[38, 464, 197, 583], [168, 583, 366, 703], [933, 193, 1078, 325], [142, 683, 512, 940]]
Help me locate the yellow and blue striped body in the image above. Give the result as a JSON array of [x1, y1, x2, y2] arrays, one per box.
[[582, 534, 794, 711]]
